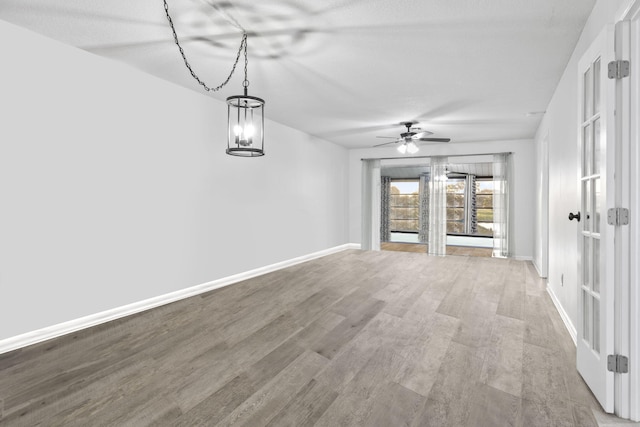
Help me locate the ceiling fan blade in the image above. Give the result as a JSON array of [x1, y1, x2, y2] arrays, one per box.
[[411, 131, 433, 139], [417, 137, 451, 143], [373, 140, 400, 147], [376, 136, 399, 139]]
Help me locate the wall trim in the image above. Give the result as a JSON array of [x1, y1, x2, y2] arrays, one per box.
[[546, 283, 577, 345], [514, 255, 533, 262], [0, 243, 360, 355]]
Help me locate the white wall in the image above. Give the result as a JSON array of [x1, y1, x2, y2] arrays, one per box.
[[0, 20, 349, 341], [534, 0, 630, 331], [348, 139, 536, 260]]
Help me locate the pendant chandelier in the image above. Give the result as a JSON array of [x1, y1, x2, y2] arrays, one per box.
[[164, 2, 265, 157]]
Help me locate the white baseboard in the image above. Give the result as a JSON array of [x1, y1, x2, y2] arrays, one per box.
[[546, 283, 577, 345], [0, 243, 360, 355], [514, 255, 533, 262]]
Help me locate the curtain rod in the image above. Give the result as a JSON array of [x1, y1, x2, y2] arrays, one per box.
[[360, 152, 513, 161]]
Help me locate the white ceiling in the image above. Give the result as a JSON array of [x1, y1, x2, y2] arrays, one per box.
[[0, 0, 595, 149]]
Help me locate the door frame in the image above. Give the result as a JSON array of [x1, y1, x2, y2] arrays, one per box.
[[628, 6, 640, 420], [537, 133, 549, 278], [603, 0, 640, 420], [615, 0, 640, 420]]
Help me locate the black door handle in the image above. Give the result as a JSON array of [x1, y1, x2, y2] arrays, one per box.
[[569, 212, 581, 222]]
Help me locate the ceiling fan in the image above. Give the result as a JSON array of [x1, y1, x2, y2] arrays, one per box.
[[373, 121, 451, 153]]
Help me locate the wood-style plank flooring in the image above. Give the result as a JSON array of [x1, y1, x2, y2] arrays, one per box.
[[0, 250, 617, 426], [381, 242, 493, 257]]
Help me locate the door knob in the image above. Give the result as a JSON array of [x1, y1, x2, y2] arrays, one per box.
[[569, 212, 581, 222]]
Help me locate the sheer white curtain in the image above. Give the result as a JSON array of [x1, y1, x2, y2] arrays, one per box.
[[492, 153, 511, 258], [361, 159, 381, 251], [428, 157, 448, 256]]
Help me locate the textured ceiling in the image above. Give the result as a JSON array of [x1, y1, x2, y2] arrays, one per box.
[[0, 0, 596, 148]]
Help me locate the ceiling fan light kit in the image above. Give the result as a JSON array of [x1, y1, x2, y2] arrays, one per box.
[[397, 140, 419, 154], [164, 1, 265, 157]]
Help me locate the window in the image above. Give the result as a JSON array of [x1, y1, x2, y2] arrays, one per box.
[[389, 180, 419, 232], [388, 176, 494, 237], [445, 176, 494, 237], [446, 179, 466, 234], [476, 179, 494, 236]]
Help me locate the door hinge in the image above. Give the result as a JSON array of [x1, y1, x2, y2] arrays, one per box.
[[608, 354, 629, 373], [608, 60, 630, 79], [607, 207, 629, 226]]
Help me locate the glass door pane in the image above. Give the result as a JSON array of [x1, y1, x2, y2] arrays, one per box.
[[584, 67, 593, 120], [583, 124, 592, 176], [580, 57, 601, 355]]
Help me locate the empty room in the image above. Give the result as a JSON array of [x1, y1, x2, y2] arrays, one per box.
[[1, 0, 639, 426]]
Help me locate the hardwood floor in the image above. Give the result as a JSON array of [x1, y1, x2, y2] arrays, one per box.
[[381, 242, 493, 257], [0, 250, 617, 426], [446, 245, 493, 257], [381, 242, 428, 253]]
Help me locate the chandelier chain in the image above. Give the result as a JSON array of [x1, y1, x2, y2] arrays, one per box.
[[163, 0, 247, 92], [243, 38, 249, 87]]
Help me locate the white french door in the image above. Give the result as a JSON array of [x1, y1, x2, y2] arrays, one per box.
[[576, 26, 616, 413]]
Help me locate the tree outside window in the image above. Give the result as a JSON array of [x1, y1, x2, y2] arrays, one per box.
[[446, 179, 466, 234], [389, 180, 419, 232], [445, 177, 494, 237], [476, 179, 494, 236]]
